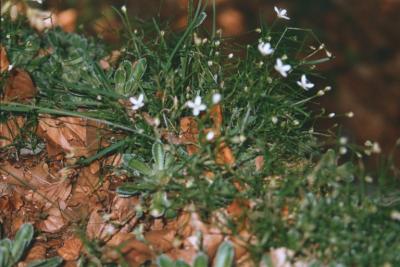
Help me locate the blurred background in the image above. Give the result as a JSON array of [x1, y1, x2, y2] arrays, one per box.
[[44, 0, 400, 164]]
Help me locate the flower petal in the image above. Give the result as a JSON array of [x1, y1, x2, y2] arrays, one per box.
[[187, 101, 195, 108], [194, 96, 202, 106]]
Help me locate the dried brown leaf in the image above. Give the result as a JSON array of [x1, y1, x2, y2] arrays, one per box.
[[3, 69, 36, 101], [110, 196, 138, 225], [144, 229, 175, 253], [57, 236, 83, 261], [0, 45, 10, 73], [57, 9, 77, 32], [166, 247, 198, 264], [255, 155, 264, 171], [180, 116, 199, 155], [0, 116, 25, 148], [37, 116, 102, 158], [215, 142, 235, 166], [86, 209, 117, 241], [17, 244, 47, 267], [105, 232, 154, 264], [38, 207, 66, 233]]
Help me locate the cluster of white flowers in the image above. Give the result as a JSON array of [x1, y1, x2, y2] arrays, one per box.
[[257, 7, 316, 93], [339, 137, 348, 155], [364, 140, 381, 155]]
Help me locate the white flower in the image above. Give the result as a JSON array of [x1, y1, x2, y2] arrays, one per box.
[[228, 53, 234, 59], [150, 208, 164, 218], [339, 137, 348, 145], [208, 60, 213, 67], [390, 210, 400, 221], [32, 0, 43, 4], [297, 75, 314, 90], [372, 142, 381, 154], [129, 94, 145, 110], [328, 112, 335, 118], [339, 147, 348, 155], [258, 42, 274, 56], [364, 176, 373, 183], [274, 6, 290, 20], [317, 90, 325, 96], [271, 116, 278, 124], [121, 5, 127, 13], [187, 96, 207, 116], [104, 224, 117, 235], [206, 131, 215, 141], [274, 58, 291, 77], [270, 247, 294, 267], [8, 64, 13, 71], [212, 93, 222, 104], [346, 111, 354, 118]]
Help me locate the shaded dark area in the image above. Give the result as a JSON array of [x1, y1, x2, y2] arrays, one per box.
[[47, 0, 400, 164]]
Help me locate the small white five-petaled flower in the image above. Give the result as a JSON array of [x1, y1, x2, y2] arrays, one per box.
[[129, 94, 145, 110], [274, 6, 290, 20], [274, 58, 291, 77], [258, 42, 274, 56], [212, 93, 222, 104], [187, 96, 207, 116], [297, 75, 314, 90], [206, 131, 215, 141]]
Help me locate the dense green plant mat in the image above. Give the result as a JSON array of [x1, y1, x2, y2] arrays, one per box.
[[1, 1, 400, 266]]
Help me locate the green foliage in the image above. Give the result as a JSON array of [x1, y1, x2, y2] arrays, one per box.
[[156, 242, 233, 267], [27, 257, 64, 267], [0, 224, 63, 267], [117, 142, 175, 217], [213, 242, 235, 267], [1, 1, 400, 266], [114, 58, 147, 95]]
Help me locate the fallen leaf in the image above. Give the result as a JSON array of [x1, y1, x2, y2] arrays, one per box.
[[57, 9, 77, 32], [17, 244, 47, 267], [255, 155, 264, 171], [105, 232, 154, 264], [27, 8, 57, 32], [37, 116, 102, 157], [3, 69, 36, 101], [109, 196, 139, 225], [0, 45, 10, 73], [209, 104, 223, 131], [166, 247, 198, 264], [57, 236, 83, 261], [144, 229, 175, 253], [180, 116, 199, 155], [0, 116, 26, 147], [86, 209, 118, 241], [38, 207, 66, 233], [215, 142, 235, 166]]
